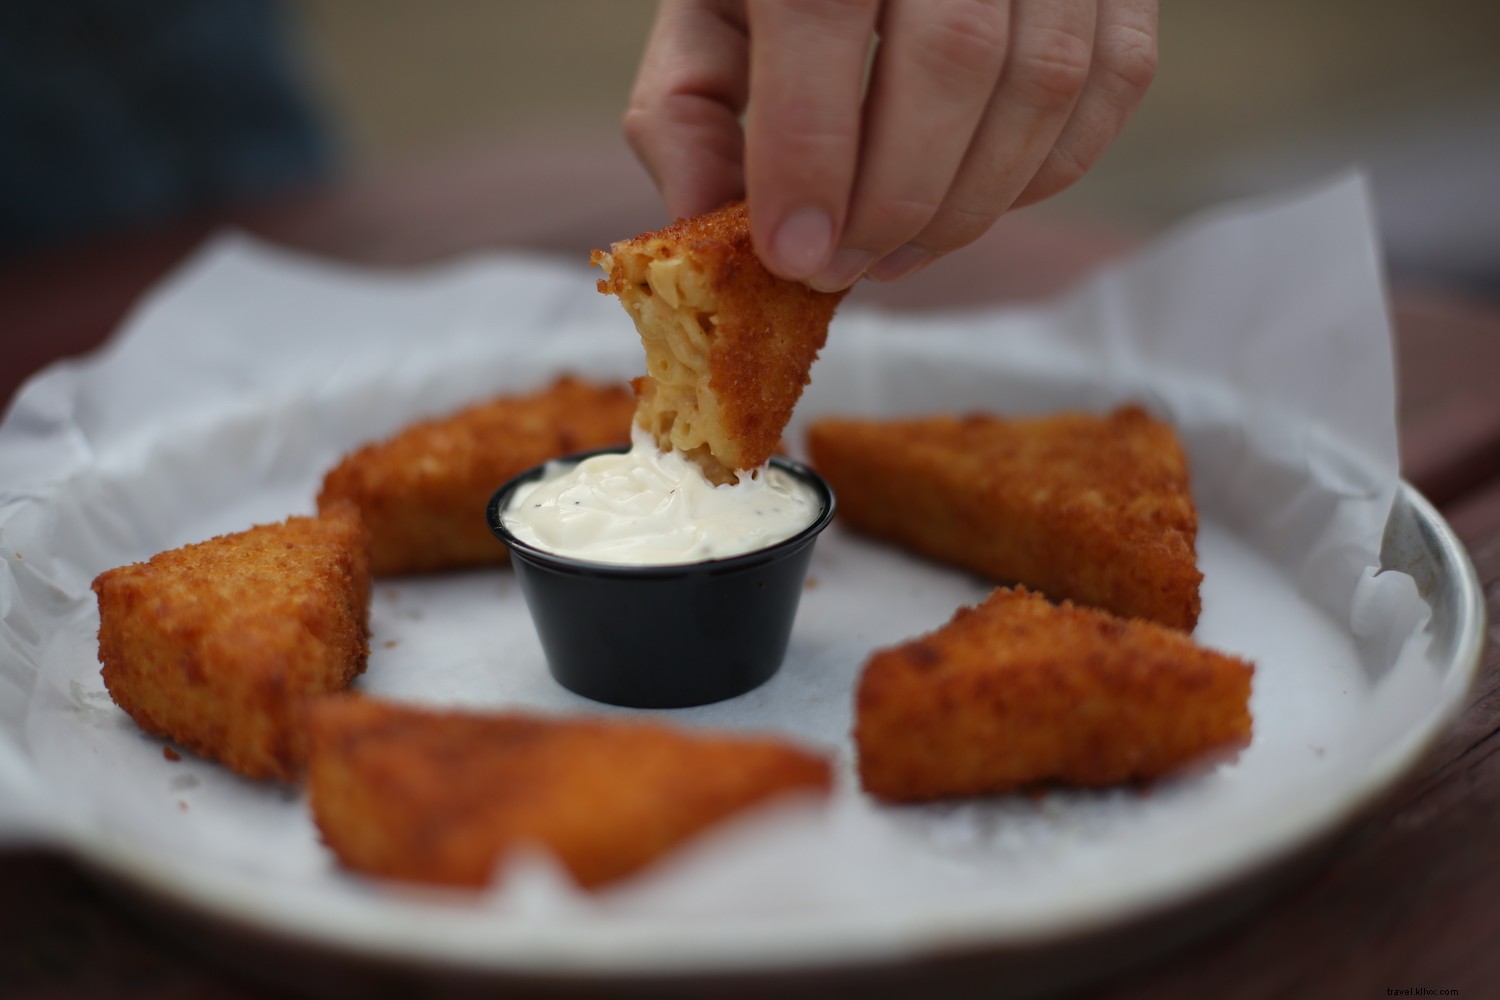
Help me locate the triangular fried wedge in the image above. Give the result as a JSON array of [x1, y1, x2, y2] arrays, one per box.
[[808, 405, 1202, 630], [306, 696, 832, 889], [317, 376, 634, 575], [592, 201, 846, 483], [93, 502, 372, 782], [855, 587, 1253, 802]]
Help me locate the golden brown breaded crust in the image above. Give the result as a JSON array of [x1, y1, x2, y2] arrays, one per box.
[[317, 376, 634, 575], [306, 696, 833, 890], [808, 405, 1203, 630], [592, 201, 846, 483], [855, 587, 1253, 802], [93, 502, 372, 782]]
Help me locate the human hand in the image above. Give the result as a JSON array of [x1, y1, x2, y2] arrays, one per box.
[[624, 0, 1157, 291]]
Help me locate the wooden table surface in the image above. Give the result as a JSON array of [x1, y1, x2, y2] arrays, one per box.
[[3, 134, 1498, 999]]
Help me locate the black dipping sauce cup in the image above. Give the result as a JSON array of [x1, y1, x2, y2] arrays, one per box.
[[486, 448, 836, 709]]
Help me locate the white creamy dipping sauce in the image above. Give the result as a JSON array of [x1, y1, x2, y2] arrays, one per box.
[[502, 430, 821, 566]]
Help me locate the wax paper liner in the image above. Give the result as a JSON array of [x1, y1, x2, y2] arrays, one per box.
[[0, 174, 1467, 970]]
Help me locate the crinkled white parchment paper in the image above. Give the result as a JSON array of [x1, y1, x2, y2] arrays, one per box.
[[0, 174, 1465, 972]]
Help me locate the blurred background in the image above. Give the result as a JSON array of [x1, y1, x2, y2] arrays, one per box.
[[3, 0, 1498, 293]]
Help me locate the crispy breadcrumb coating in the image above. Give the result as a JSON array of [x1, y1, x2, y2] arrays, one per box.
[[807, 405, 1203, 630], [93, 502, 372, 782], [317, 376, 633, 575], [306, 696, 833, 889], [593, 201, 846, 483], [855, 587, 1253, 802]]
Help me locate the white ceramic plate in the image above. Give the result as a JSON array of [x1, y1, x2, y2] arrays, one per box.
[[0, 190, 1482, 988]]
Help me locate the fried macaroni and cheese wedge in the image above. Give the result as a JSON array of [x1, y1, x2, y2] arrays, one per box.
[[318, 376, 634, 575], [592, 201, 846, 483], [93, 502, 372, 782], [808, 405, 1203, 630], [856, 587, 1253, 802], [306, 697, 833, 890]]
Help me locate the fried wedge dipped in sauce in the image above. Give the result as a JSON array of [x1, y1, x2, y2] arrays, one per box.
[[808, 405, 1203, 631], [593, 200, 846, 484], [856, 587, 1253, 802], [306, 696, 833, 890], [317, 376, 634, 575], [93, 502, 372, 782]]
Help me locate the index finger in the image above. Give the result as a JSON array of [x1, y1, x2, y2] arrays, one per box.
[[624, 0, 752, 220], [744, 0, 880, 281]]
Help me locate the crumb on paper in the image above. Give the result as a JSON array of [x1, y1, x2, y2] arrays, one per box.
[[163, 746, 181, 762]]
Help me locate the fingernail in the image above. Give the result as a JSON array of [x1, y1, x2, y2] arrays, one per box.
[[868, 244, 934, 283], [810, 249, 873, 292], [769, 208, 833, 280]]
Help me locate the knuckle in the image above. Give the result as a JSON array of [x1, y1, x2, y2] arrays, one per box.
[[1018, 145, 1091, 207], [849, 193, 944, 249], [766, 0, 881, 35], [770, 103, 861, 151], [624, 92, 744, 162], [628, 91, 724, 133], [1041, 143, 1090, 193], [919, 200, 999, 254], [793, 0, 882, 21], [1009, 24, 1093, 109], [1098, 21, 1158, 95], [621, 105, 655, 153], [909, 1, 1008, 89]]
